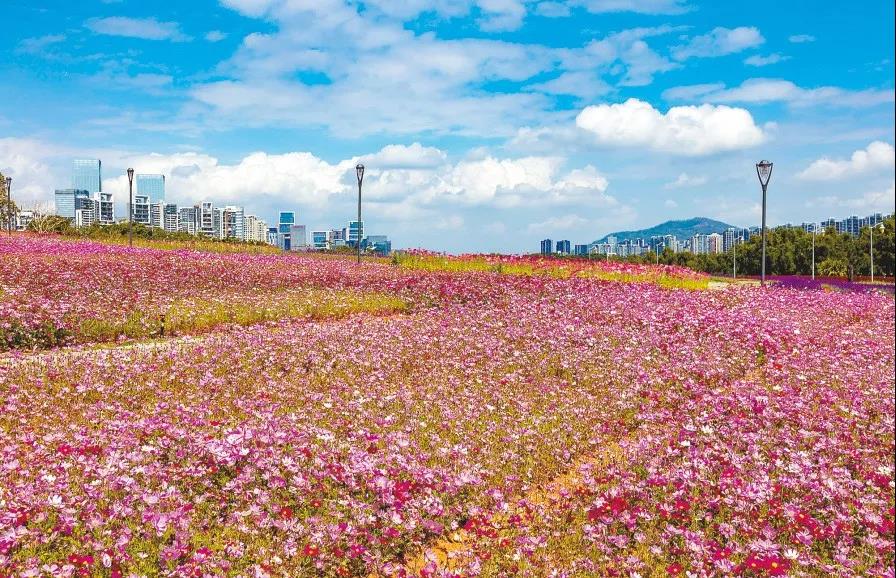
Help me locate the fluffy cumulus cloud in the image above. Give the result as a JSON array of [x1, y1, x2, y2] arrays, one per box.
[[671, 26, 764, 60], [797, 141, 895, 180], [664, 78, 896, 108], [6, 138, 619, 232], [0, 138, 67, 210], [575, 98, 765, 155]]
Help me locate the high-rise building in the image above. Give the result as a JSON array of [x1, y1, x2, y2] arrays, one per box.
[[707, 233, 723, 254], [136, 174, 165, 204], [72, 159, 101, 193], [311, 230, 330, 250], [245, 215, 268, 242], [289, 224, 307, 250], [178, 206, 199, 235], [131, 195, 151, 225], [151, 202, 179, 232], [55, 189, 90, 220], [556, 239, 571, 254], [221, 206, 246, 240], [540, 239, 553, 255], [363, 235, 391, 255], [198, 202, 216, 237], [266, 226, 278, 246], [574, 244, 590, 256], [93, 192, 114, 224], [347, 220, 364, 246]]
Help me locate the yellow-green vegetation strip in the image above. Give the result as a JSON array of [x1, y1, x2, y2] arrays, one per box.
[[75, 289, 410, 343]]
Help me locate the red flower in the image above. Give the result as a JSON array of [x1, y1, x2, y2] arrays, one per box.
[[303, 543, 320, 557], [279, 506, 294, 520], [666, 562, 683, 575]]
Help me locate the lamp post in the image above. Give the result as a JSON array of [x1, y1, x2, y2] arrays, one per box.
[[755, 160, 773, 286], [871, 222, 883, 283], [5, 176, 11, 236], [127, 168, 135, 247], [355, 163, 364, 265], [733, 235, 737, 279], [811, 223, 816, 280]]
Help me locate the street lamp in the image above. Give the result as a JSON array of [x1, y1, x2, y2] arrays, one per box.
[[733, 234, 737, 279], [755, 160, 773, 286], [355, 163, 364, 265], [871, 222, 884, 283], [127, 168, 135, 247], [5, 176, 11, 236], [811, 223, 817, 280]]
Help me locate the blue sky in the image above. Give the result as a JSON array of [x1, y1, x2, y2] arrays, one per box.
[[1, 0, 894, 252]]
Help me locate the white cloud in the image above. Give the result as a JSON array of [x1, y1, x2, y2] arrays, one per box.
[[5, 137, 619, 231], [361, 143, 447, 169], [0, 138, 69, 209], [661, 83, 725, 101], [744, 53, 788, 67], [205, 30, 228, 42], [85, 16, 191, 41], [788, 34, 815, 43], [193, 3, 680, 137], [664, 172, 708, 189], [663, 78, 896, 108], [807, 181, 895, 213], [535, 1, 570, 17], [17, 34, 66, 54], [664, 199, 678, 208], [797, 141, 895, 181], [527, 214, 589, 233], [527, 71, 612, 99], [575, 98, 765, 155], [575, 0, 689, 14], [671, 27, 764, 60]]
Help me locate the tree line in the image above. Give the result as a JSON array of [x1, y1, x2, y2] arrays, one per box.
[[612, 215, 896, 279]]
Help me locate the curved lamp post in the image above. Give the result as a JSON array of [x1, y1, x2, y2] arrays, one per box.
[[127, 168, 135, 247], [356, 163, 364, 265], [755, 160, 773, 286]]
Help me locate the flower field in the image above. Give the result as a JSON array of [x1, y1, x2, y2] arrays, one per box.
[[1, 236, 893, 577]]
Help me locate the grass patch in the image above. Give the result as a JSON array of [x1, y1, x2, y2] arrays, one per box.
[[75, 289, 410, 343]]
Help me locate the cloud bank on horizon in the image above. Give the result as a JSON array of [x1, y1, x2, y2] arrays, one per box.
[[1, 0, 894, 252]]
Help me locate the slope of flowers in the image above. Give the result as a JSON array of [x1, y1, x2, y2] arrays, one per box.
[[1, 251, 893, 577], [1, 237, 709, 351]]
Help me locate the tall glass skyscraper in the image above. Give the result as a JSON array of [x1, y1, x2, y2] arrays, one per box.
[[55, 189, 90, 219], [72, 159, 101, 193], [136, 174, 165, 203]]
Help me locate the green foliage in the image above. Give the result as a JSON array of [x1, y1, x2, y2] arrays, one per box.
[[619, 216, 896, 279], [817, 258, 848, 277]]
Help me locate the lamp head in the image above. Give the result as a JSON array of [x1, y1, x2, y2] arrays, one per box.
[[755, 160, 773, 187], [127, 168, 135, 183], [356, 163, 365, 184]]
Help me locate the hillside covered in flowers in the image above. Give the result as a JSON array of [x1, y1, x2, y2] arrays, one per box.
[[1, 236, 893, 577]]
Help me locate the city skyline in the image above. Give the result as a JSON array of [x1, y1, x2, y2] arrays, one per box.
[[1, 1, 894, 252]]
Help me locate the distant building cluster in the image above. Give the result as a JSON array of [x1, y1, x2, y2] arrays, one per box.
[[540, 212, 891, 257], [34, 159, 392, 254]]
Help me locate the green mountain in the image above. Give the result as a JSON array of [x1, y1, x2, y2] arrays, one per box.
[[593, 217, 736, 244]]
